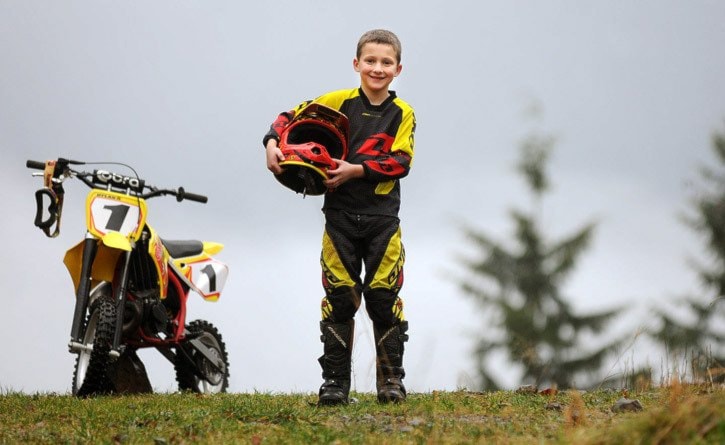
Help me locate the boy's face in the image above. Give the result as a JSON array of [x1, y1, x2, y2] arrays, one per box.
[[353, 43, 402, 96]]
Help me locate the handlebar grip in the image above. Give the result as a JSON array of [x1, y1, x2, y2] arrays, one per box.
[[27, 160, 46, 170], [177, 187, 208, 203]]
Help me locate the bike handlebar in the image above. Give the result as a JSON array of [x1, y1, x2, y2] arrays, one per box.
[[26, 160, 46, 170], [26, 159, 208, 203], [176, 187, 208, 203]]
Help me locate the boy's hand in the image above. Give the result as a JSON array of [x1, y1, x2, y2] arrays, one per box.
[[266, 143, 285, 175], [325, 159, 364, 191]]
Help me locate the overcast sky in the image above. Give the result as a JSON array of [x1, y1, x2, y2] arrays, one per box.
[[2, 1, 724, 394]]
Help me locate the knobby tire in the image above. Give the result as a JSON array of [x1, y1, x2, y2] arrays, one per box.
[[73, 296, 116, 397], [174, 320, 230, 394]]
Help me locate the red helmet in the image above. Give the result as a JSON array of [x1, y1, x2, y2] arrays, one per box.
[[277, 103, 349, 196]]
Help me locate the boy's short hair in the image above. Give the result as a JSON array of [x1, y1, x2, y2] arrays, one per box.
[[357, 29, 402, 63]]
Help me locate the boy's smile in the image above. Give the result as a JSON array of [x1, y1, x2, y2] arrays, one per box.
[[354, 42, 402, 104]]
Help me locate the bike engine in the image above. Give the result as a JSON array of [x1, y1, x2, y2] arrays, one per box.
[[123, 297, 144, 335], [146, 300, 170, 336], [124, 290, 171, 338]]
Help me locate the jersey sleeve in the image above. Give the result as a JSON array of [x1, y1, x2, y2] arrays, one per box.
[[261, 90, 348, 147], [262, 110, 294, 147]]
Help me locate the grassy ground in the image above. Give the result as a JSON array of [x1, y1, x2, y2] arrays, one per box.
[[0, 383, 722, 444]]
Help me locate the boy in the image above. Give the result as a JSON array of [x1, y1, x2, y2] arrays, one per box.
[[263, 29, 416, 405]]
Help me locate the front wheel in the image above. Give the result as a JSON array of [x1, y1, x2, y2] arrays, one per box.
[[72, 296, 116, 396], [175, 320, 230, 394]]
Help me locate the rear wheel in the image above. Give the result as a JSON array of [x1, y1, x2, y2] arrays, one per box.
[[72, 296, 116, 396], [175, 320, 229, 393]]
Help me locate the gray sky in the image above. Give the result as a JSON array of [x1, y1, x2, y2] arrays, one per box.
[[2, 1, 724, 394]]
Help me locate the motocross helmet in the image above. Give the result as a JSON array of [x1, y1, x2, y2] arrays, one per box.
[[277, 103, 349, 196]]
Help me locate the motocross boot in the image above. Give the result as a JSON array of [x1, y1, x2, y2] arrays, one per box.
[[317, 319, 354, 406], [374, 321, 408, 403]]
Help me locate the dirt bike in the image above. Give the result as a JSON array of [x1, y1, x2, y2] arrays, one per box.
[[27, 158, 230, 396]]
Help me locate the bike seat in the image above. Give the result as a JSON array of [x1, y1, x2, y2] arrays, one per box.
[[161, 239, 204, 258]]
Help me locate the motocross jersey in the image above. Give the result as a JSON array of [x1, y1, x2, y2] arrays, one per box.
[[264, 88, 416, 216]]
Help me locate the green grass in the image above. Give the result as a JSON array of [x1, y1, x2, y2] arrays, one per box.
[[0, 384, 722, 444]]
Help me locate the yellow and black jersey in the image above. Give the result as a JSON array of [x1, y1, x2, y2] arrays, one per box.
[[264, 88, 416, 217]]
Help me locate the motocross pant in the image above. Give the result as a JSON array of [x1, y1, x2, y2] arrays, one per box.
[[319, 209, 406, 327], [318, 209, 408, 402]]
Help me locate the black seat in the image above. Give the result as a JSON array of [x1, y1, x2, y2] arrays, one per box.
[[161, 239, 204, 258]]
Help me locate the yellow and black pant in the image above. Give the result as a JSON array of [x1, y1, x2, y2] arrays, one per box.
[[320, 209, 405, 327]]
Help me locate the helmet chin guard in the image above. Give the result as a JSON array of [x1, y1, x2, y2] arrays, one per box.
[[277, 103, 349, 196]]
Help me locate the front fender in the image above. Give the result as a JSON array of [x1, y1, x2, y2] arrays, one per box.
[[100, 231, 132, 251]]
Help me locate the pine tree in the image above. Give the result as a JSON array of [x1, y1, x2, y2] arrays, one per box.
[[650, 126, 725, 381], [458, 130, 624, 390]]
